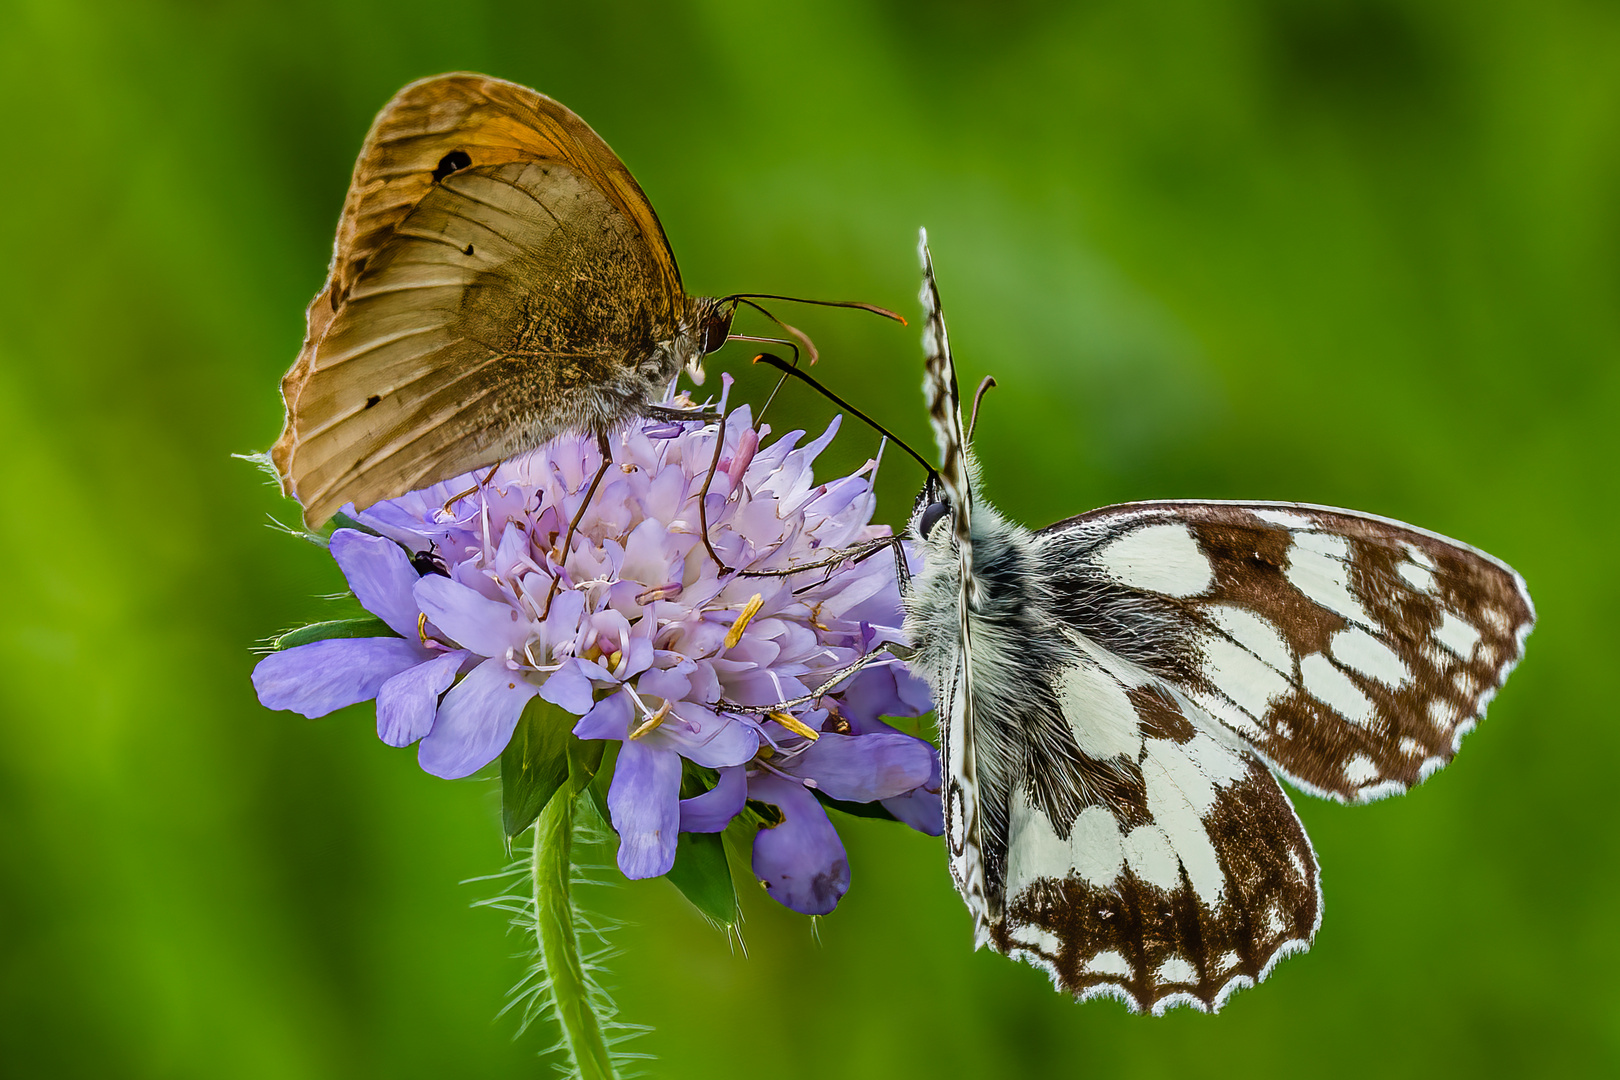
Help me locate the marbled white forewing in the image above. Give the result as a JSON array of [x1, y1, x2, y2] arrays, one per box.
[[914, 228, 993, 943], [1037, 501, 1535, 801], [993, 657, 1320, 1014]]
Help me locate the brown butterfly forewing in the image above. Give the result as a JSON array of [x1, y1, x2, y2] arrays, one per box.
[[271, 72, 734, 526]]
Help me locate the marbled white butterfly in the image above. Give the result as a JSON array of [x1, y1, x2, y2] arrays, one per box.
[[900, 229, 1534, 1013]]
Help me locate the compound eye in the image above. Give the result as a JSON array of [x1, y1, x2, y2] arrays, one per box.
[[701, 308, 735, 355], [919, 500, 950, 539]]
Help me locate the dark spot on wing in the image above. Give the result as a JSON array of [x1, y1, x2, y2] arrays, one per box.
[[364, 394, 381, 409], [432, 150, 472, 182]]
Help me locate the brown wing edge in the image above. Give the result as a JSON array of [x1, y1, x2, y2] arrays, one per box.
[[271, 72, 683, 518], [1039, 499, 1536, 805], [994, 758, 1324, 1015]]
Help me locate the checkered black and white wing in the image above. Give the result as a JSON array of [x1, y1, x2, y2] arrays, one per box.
[[983, 499, 1532, 1012], [1040, 500, 1534, 801], [915, 228, 994, 944]]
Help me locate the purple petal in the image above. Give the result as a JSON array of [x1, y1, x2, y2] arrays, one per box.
[[651, 702, 759, 768], [791, 732, 937, 801], [679, 766, 746, 832], [609, 740, 683, 878], [253, 637, 425, 718], [841, 664, 933, 727], [416, 657, 538, 779], [538, 661, 596, 715], [882, 786, 944, 836], [375, 650, 465, 747], [749, 773, 849, 915], [414, 575, 529, 657], [573, 690, 632, 741], [330, 530, 424, 638]]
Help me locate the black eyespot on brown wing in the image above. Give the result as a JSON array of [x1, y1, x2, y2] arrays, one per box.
[[432, 150, 472, 182], [920, 500, 951, 539], [364, 394, 381, 409]]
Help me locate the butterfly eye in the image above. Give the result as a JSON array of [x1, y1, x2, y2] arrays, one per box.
[[919, 500, 950, 539], [701, 308, 734, 355]]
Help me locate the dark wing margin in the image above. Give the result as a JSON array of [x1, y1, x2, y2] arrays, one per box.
[[1036, 500, 1534, 802]]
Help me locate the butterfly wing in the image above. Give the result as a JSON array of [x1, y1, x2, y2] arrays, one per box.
[[274, 74, 687, 524], [982, 500, 1531, 1011], [915, 229, 996, 944], [1039, 501, 1534, 801]]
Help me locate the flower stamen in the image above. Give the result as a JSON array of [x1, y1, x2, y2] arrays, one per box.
[[724, 593, 765, 649], [768, 710, 820, 741], [417, 612, 429, 645], [629, 699, 674, 740]]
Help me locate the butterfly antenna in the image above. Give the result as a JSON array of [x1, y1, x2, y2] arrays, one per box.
[[723, 293, 907, 327], [968, 376, 997, 442], [751, 353, 938, 480], [730, 298, 818, 363]]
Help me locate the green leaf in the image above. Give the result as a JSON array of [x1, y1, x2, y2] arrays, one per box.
[[501, 698, 575, 837], [665, 831, 738, 930], [272, 616, 399, 650]]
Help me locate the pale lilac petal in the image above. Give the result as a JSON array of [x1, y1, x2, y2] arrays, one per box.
[[330, 530, 423, 638], [414, 575, 529, 657], [679, 766, 746, 832], [609, 740, 683, 878], [375, 650, 465, 747], [749, 773, 849, 915], [651, 702, 759, 767], [636, 666, 690, 703], [253, 637, 425, 718], [417, 658, 537, 779], [538, 662, 596, 715], [573, 691, 632, 741], [842, 665, 935, 727], [792, 732, 936, 801]]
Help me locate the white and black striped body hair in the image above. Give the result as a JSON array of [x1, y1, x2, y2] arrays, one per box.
[[900, 230, 1534, 1013]]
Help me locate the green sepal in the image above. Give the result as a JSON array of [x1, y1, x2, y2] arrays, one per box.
[[583, 739, 619, 834], [272, 616, 399, 650], [665, 831, 738, 929], [564, 734, 605, 800], [328, 512, 381, 537], [812, 790, 904, 823], [501, 698, 575, 837]]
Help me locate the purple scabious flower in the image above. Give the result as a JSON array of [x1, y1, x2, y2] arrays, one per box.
[[254, 381, 940, 914]]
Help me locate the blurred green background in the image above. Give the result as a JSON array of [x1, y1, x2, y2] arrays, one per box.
[[2, 0, 1614, 1076]]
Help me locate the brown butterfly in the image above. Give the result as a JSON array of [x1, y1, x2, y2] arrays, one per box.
[[272, 72, 891, 527]]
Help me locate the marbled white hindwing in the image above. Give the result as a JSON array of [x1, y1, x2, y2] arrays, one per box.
[[899, 231, 1535, 1014]]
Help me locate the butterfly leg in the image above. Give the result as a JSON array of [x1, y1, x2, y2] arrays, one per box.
[[541, 431, 615, 619], [644, 404, 723, 424]]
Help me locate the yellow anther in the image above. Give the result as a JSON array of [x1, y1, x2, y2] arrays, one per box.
[[768, 711, 820, 741], [723, 593, 766, 649], [417, 612, 429, 645], [607, 649, 623, 672], [629, 699, 674, 740], [582, 643, 603, 665]]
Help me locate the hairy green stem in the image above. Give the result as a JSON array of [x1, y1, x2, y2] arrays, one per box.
[[532, 786, 616, 1080]]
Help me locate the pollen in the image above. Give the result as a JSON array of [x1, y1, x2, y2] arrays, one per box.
[[417, 612, 429, 645], [768, 710, 820, 741], [629, 699, 674, 740], [723, 593, 765, 649]]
